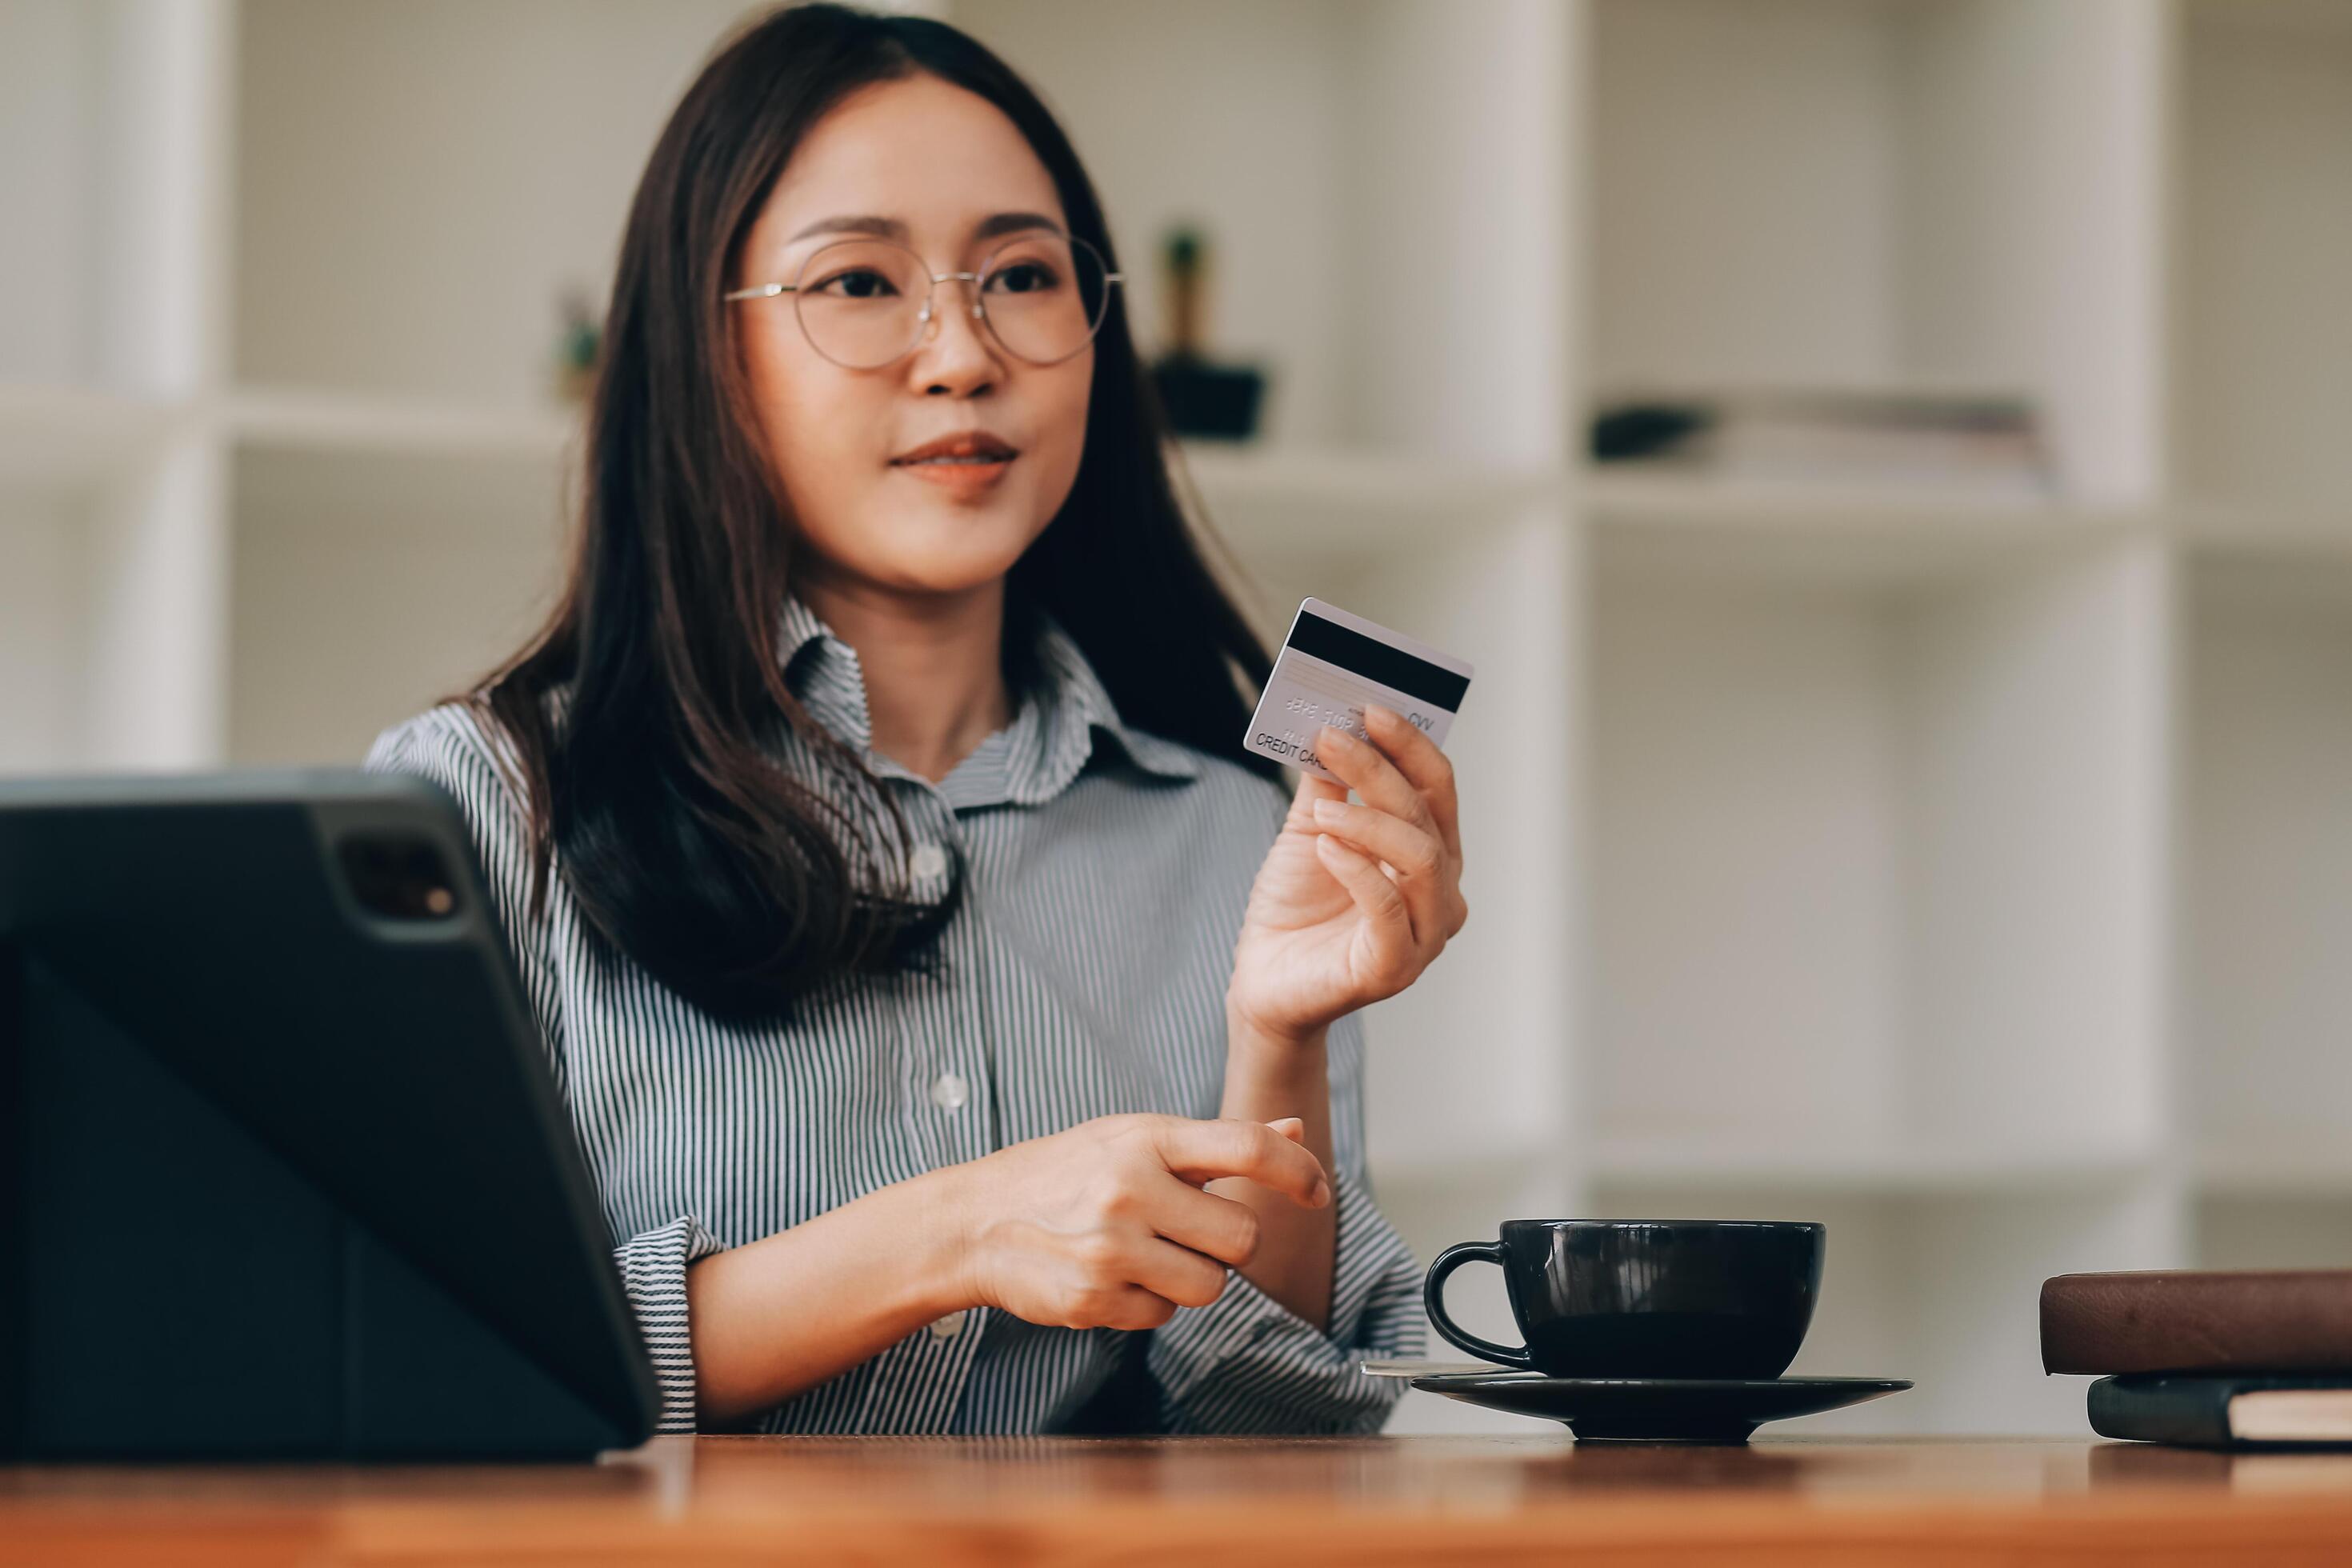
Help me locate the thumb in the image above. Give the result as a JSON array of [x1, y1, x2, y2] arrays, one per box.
[[1266, 1116, 1306, 1143]]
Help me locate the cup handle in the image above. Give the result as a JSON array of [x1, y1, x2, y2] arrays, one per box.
[[1422, 1241, 1533, 1370]]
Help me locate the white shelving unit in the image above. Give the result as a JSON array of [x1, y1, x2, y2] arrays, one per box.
[[3, 0, 2348, 1437]]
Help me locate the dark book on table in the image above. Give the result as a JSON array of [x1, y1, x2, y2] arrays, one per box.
[[2090, 1376, 2352, 1449], [2042, 1270, 2352, 1375]]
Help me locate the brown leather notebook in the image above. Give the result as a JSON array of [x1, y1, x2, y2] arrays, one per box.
[[2042, 1270, 2352, 1375]]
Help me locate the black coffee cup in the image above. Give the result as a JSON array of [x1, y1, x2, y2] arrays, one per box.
[[1423, 1219, 1825, 1379]]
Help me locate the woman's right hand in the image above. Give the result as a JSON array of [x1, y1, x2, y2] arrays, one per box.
[[940, 1114, 1332, 1331]]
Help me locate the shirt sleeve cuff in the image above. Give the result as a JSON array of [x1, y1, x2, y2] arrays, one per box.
[[1146, 1166, 1425, 1434], [614, 1215, 725, 1434]]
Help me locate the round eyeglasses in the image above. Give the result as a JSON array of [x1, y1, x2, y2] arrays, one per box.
[[726, 230, 1122, 370]]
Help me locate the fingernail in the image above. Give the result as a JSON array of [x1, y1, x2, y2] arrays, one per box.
[[1311, 798, 1342, 823], [1313, 1178, 1333, 1208], [1318, 724, 1354, 750]]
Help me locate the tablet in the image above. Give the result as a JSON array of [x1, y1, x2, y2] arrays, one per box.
[[0, 770, 658, 1458]]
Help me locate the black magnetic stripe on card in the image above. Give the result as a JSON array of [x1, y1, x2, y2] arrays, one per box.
[[1286, 611, 1470, 711]]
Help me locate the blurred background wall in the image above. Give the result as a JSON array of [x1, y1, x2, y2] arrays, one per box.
[[2, 0, 2347, 1435]]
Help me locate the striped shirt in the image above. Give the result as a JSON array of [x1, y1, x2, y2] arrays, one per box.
[[362, 596, 1422, 1435]]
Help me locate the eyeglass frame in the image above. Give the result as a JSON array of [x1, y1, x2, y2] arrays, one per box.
[[723, 227, 1125, 369]]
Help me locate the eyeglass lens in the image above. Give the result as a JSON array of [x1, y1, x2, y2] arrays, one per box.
[[792, 234, 1110, 369]]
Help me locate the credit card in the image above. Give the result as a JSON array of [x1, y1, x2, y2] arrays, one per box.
[[1242, 598, 1474, 782]]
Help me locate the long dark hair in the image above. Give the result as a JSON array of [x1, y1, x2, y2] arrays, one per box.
[[472, 2, 1274, 1021]]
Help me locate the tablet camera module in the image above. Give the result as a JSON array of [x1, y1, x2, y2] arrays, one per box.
[[337, 832, 462, 922]]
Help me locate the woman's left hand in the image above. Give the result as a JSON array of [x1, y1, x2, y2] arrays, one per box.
[[1227, 704, 1468, 1044]]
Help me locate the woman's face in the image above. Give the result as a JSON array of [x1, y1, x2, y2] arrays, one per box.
[[734, 74, 1094, 601]]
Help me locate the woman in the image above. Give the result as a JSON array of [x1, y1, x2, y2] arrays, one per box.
[[367, 2, 1466, 1436]]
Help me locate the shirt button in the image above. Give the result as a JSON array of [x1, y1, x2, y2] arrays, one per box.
[[930, 1310, 967, 1340], [910, 842, 949, 881], [930, 1070, 970, 1112]]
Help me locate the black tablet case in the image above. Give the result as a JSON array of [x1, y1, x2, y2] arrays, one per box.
[[0, 774, 659, 1458]]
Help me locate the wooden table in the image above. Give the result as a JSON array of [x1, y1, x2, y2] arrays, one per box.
[[10, 1435, 2352, 1566]]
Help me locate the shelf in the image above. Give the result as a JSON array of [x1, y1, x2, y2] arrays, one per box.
[[11, 388, 1577, 546], [2172, 499, 2352, 557], [205, 396, 1565, 549], [1590, 1136, 2155, 1195], [0, 384, 587, 488], [1364, 1150, 1579, 1202], [1583, 468, 2130, 530], [1178, 442, 1566, 555], [0, 382, 182, 490], [226, 387, 582, 459], [2195, 1192, 2352, 1272], [2194, 0, 2352, 40], [1583, 468, 2148, 586], [2196, 1142, 2352, 1198]]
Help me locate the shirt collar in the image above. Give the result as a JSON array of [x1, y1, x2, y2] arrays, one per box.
[[776, 594, 1202, 809]]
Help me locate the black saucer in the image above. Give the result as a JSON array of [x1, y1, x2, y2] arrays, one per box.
[[1410, 1373, 1913, 1442]]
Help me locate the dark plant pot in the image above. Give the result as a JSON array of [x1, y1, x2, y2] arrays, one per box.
[[1154, 354, 1266, 440]]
